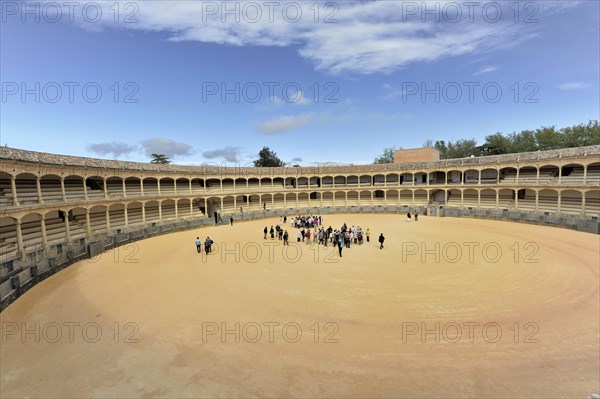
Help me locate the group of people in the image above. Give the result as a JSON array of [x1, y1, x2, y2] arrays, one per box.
[[290, 215, 322, 229], [195, 236, 214, 253], [406, 210, 419, 222], [264, 225, 290, 245]]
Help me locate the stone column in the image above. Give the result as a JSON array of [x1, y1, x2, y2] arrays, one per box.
[[83, 178, 88, 200], [36, 177, 43, 203], [60, 177, 66, 201], [158, 202, 163, 220], [142, 204, 146, 223], [157, 179, 162, 196], [122, 179, 127, 198], [495, 190, 499, 209], [557, 192, 562, 213], [535, 191, 539, 212], [583, 166, 588, 184], [106, 208, 111, 231], [189, 179, 192, 194], [10, 176, 19, 206], [140, 179, 145, 196], [16, 219, 24, 256], [86, 209, 92, 237], [40, 217, 47, 247], [103, 178, 108, 199], [64, 211, 71, 242], [581, 192, 586, 216], [189, 199, 194, 217], [124, 205, 129, 226]]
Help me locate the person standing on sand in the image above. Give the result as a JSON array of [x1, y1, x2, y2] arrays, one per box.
[[270, 226, 275, 239], [379, 233, 385, 249], [284, 216, 287, 224], [366, 228, 370, 243], [338, 239, 344, 257], [406, 211, 411, 222], [195, 237, 202, 253], [283, 230, 289, 245], [230, 216, 234, 226], [297, 230, 302, 242], [264, 226, 268, 239], [414, 210, 419, 221]]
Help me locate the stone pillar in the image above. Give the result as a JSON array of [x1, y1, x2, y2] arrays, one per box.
[[140, 179, 145, 196], [16, 219, 24, 256], [189, 199, 194, 216], [478, 170, 481, 185], [174, 202, 178, 219], [534, 191, 539, 212], [36, 177, 43, 203], [495, 190, 499, 209], [122, 179, 127, 197], [64, 211, 71, 242], [412, 190, 415, 205], [10, 176, 19, 206], [477, 190, 480, 207], [83, 178, 88, 200], [103, 178, 108, 199], [557, 192, 561, 213], [106, 208, 111, 231], [234, 196, 237, 211], [516, 168, 520, 184], [514, 190, 519, 210], [460, 190, 464, 207], [583, 166, 588, 184], [581, 192, 586, 216], [124, 205, 129, 226], [40, 217, 47, 247], [85, 209, 92, 237], [536, 168, 540, 183], [204, 198, 207, 215], [158, 202, 163, 220], [189, 179, 193, 194], [157, 179, 162, 196], [60, 177, 66, 201], [142, 204, 146, 223]]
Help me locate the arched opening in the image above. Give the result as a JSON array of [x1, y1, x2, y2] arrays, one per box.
[[400, 189, 413, 205], [191, 178, 205, 193], [40, 174, 62, 202], [347, 191, 359, 207], [518, 166, 538, 184], [145, 201, 160, 223], [161, 199, 176, 219], [44, 210, 67, 244], [537, 189, 559, 212], [322, 192, 334, 207], [86, 176, 105, 199], [21, 213, 43, 253], [480, 168, 498, 184], [125, 177, 142, 197], [386, 189, 399, 205], [88, 205, 107, 234], [462, 189, 478, 207], [205, 178, 220, 192], [15, 173, 39, 204], [517, 189, 538, 211], [285, 193, 296, 209], [109, 203, 126, 229], [297, 177, 308, 188], [248, 194, 260, 211], [359, 190, 372, 206], [498, 189, 514, 209], [106, 176, 124, 197], [0, 172, 13, 207], [499, 167, 517, 184], [373, 174, 385, 186], [446, 189, 462, 207], [539, 165, 559, 183], [0, 217, 18, 256], [127, 202, 144, 225], [346, 175, 359, 187], [248, 178, 260, 190], [413, 172, 427, 185], [260, 177, 273, 189], [222, 196, 235, 214], [414, 189, 428, 205], [222, 178, 234, 192], [584, 189, 600, 217], [309, 176, 320, 188], [334, 191, 345, 207], [480, 189, 497, 208], [333, 176, 346, 187], [273, 193, 285, 210], [143, 178, 159, 196], [560, 190, 582, 215], [400, 172, 414, 185], [446, 170, 461, 184], [586, 162, 600, 185], [68, 207, 87, 239], [160, 178, 176, 194], [64, 175, 85, 200], [560, 163, 583, 183], [463, 169, 479, 185], [386, 174, 399, 186], [176, 178, 190, 193], [321, 176, 334, 188], [428, 171, 445, 185]]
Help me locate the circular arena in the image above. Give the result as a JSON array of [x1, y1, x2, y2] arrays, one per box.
[[1, 146, 599, 398]]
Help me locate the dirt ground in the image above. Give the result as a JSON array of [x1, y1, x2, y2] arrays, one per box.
[[1, 214, 599, 398]]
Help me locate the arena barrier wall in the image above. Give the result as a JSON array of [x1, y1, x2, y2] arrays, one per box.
[[1, 206, 597, 311]]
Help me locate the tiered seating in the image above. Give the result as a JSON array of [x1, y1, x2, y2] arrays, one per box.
[[175, 179, 190, 193], [498, 191, 513, 209], [108, 207, 126, 228], [584, 192, 600, 217], [296, 194, 309, 208], [385, 191, 399, 205], [40, 180, 63, 202], [68, 212, 88, 239], [271, 195, 285, 210], [321, 193, 334, 207], [586, 165, 600, 185], [127, 205, 144, 225], [500, 170, 517, 184], [44, 217, 67, 244], [160, 202, 176, 219], [145, 203, 160, 222], [221, 180, 235, 192], [479, 192, 497, 208], [537, 194, 558, 212], [346, 192, 359, 207], [143, 180, 159, 196], [359, 192, 372, 206], [221, 197, 236, 214], [64, 180, 86, 201], [414, 191, 429, 205], [560, 194, 583, 215], [16, 178, 40, 204], [159, 180, 176, 195], [0, 178, 13, 207], [399, 190, 413, 205], [88, 209, 108, 233], [0, 218, 18, 256], [124, 180, 142, 197], [106, 179, 124, 198], [537, 169, 556, 184], [461, 191, 478, 207]]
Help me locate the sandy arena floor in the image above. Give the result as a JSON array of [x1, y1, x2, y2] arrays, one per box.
[[1, 214, 599, 398]]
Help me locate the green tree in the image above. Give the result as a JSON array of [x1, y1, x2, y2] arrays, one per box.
[[535, 126, 563, 151], [447, 139, 478, 159], [254, 146, 284, 167], [150, 153, 171, 164], [374, 147, 396, 164], [479, 132, 511, 155], [434, 140, 448, 160]]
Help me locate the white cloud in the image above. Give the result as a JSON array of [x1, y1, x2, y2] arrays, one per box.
[[557, 82, 591, 90], [202, 146, 242, 162], [256, 113, 315, 134], [141, 138, 194, 158], [87, 142, 136, 157], [474, 66, 498, 75], [379, 83, 404, 100], [68, 1, 579, 75]]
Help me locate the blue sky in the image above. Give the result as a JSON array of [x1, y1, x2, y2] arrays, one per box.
[[1, 0, 598, 165]]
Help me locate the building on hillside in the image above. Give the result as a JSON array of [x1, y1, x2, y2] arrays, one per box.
[[394, 147, 440, 164]]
